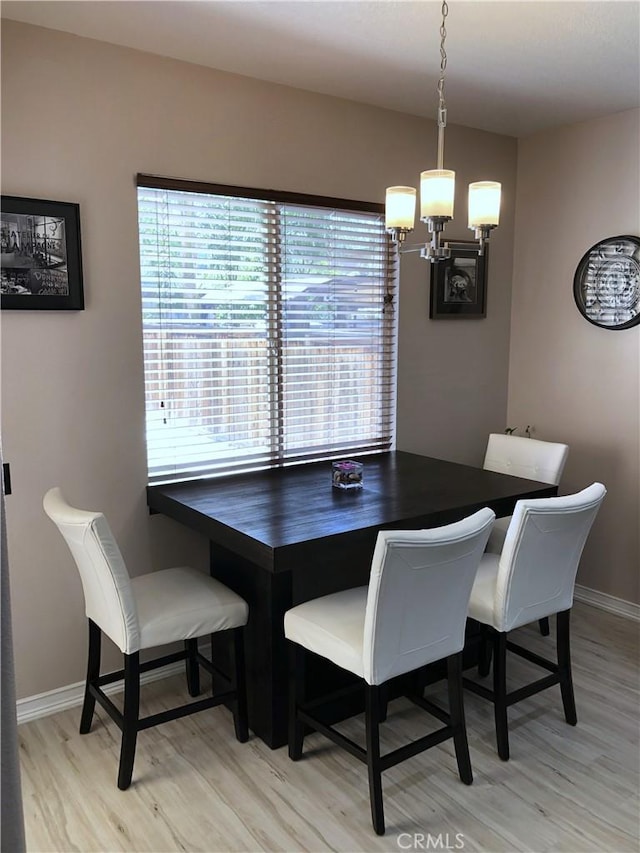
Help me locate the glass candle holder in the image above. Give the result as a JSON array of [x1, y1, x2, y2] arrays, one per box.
[[332, 460, 363, 490]]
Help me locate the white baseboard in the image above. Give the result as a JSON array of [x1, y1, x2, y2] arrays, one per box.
[[18, 588, 638, 725], [17, 660, 185, 726], [574, 583, 640, 622]]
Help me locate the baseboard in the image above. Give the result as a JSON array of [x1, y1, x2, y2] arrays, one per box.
[[17, 660, 185, 726], [574, 583, 640, 622]]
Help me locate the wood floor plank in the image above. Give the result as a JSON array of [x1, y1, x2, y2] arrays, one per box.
[[18, 602, 640, 852]]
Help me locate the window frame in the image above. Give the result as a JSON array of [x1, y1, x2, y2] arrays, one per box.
[[137, 174, 398, 483]]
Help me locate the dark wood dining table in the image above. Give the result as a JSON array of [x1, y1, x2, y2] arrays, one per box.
[[147, 450, 557, 748]]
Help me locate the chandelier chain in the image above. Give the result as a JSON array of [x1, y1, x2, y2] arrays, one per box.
[[438, 0, 449, 106], [435, 0, 448, 167]]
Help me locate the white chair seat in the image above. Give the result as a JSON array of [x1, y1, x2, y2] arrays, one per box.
[[467, 553, 500, 629], [132, 566, 248, 650], [284, 586, 367, 679], [484, 517, 509, 555]]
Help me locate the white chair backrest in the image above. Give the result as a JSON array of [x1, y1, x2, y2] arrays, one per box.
[[362, 508, 495, 685], [496, 483, 606, 632], [484, 433, 569, 486], [43, 488, 139, 653]]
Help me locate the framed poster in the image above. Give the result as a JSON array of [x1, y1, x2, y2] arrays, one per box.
[[430, 241, 487, 319], [1, 195, 84, 310], [573, 235, 640, 330]]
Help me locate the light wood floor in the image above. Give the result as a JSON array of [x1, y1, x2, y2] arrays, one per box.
[[19, 602, 639, 853]]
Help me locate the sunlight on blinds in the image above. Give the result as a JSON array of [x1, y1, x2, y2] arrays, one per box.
[[138, 183, 397, 483]]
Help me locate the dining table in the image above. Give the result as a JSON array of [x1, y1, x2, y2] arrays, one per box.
[[147, 450, 557, 748]]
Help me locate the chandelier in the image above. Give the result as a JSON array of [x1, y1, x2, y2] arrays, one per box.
[[385, 1, 501, 262]]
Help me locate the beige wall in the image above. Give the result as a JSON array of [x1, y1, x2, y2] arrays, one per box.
[[509, 108, 640, 604], [1, 21, 517, 699]]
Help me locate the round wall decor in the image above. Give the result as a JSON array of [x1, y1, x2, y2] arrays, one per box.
[[573, 235, 640, 330]]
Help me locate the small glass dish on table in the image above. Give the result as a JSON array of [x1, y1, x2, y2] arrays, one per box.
[[332, 460, 364, 490]]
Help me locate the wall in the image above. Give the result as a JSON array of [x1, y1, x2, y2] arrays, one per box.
[[509, 108, 640, 604], [1, 21, 517, 699]]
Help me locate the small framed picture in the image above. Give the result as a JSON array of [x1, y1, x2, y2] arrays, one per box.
[[429, 240, 488, 319], [1, 195, 84, 310]]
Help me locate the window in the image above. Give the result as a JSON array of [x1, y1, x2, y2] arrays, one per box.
[[137, 175, 397, 483]]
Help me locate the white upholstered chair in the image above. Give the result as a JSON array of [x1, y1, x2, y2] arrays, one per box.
[[483, 433, 569, 635], [284, 508, 495, 835], [483, 433, 569, 552], [464, 483, 606, 761], [43, 487, 249, 790]]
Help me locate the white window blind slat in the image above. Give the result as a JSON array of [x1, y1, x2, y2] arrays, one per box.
[[138, 184, 397, 483]]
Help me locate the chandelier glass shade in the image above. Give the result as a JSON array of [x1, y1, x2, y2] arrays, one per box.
[[420, 169, 455, 219]]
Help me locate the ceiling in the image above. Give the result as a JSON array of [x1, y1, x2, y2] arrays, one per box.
[[2, 0, 639, 137]]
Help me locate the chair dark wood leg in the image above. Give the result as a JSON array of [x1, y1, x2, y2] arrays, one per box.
[[117, 652, 140, 791], [230, 628, 249, 743], [79, 619, 101, 735], [447, 652, 473, 785], [184, 639, 200, 697], [539, 617, 550, 636], [288, 643, 305, 761], [209, 636, 216, 695], [493, 632, 509, 761], [379, 684, 389, 723], [365, 684, 385, 836], [557, 609, 577, 725], [478, 623, 492, 677]]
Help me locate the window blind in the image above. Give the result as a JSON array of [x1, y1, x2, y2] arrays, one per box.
[[137, 177, 397, 483]]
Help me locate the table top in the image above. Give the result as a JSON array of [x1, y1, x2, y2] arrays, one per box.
[[147, 451, 557, 572]]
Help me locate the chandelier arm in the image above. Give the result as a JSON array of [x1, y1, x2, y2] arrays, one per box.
[[398, 243, 429, 255]]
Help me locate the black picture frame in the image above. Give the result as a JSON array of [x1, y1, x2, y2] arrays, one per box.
[[573, 235, 640, 331], [429, 240, 487, 319], [1, 195, 84, 310]]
